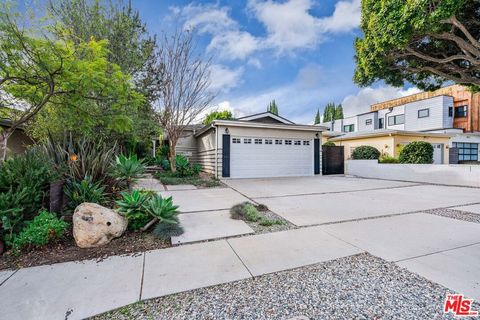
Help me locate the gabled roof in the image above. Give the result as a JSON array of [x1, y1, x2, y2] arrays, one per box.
[[236, 111, 295, 124]]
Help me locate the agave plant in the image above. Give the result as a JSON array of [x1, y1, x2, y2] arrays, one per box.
[[110, 154, 145, 188], [175, 155, 190, 177], [115, 190, 151, 230], [64, 176, 107, 213], [143, 194, 179, 224]]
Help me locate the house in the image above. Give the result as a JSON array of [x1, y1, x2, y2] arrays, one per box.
[[0, 119, 34, 157], [322, 85, 480, 163], [176, 112, 326, 179], [328, 130, 452, 164]]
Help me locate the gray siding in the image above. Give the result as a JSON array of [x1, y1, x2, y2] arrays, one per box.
[[357, 112, 377, 131], [404, 96, 454, 131]]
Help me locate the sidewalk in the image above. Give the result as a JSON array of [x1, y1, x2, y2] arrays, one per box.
[[0, 226, 361, 320]]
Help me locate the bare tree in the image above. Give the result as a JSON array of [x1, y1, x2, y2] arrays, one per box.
[[154, 29, 216, 172]]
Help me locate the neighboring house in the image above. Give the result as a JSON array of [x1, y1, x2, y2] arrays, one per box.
[[176, 112, 326, 179], [0, 119, 34, 157], [322, 85, 480, 163], [329, 130, 452, 164]]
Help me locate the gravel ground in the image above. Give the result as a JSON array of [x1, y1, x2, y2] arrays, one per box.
[[93, 253, 474, 320], [425, 208, 480, 224]]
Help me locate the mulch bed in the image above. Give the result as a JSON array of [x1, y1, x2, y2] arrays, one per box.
[[0, 229, 170, 271]]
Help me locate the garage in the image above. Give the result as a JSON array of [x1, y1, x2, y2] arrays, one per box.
[[230, 136, 314, 178], [193, 111, 325, 179]]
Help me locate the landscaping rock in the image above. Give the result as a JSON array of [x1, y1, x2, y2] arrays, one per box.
[[73, 203, 127, 248]]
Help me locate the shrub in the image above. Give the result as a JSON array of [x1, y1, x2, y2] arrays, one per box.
[[160, 158, 170, 171], [110, 154, 145, 188], [11, 211, 68, 253], [43, 137, 117, 183], [115, 190, 151, 231], [175, 155, 190, 177], [379, 154, 400, 163], [230, 202, 282, 226], [152, 218, 184, 240], [351, 145, 380, 160], [0, 150, 57, 244], [323, 141, 336, 147], [157, 144, 170, 158], [64, 176, 107, 213], [191, 163, 203, 175], [399, 141, 434, 164]]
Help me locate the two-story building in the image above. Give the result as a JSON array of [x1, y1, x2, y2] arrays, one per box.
[[323, 85, 480, 164]]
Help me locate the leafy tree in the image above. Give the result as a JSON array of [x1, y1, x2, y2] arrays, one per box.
[[203, 110, 233, 125], [40, 0, 162, 144], [314, 109, 321, 124], [322, 102, 343, 121], [354, 0, 480, 91], [154, 30, 215, 172], [334, 104, 344, 119], [0, 8, 140, 161], [267, 100, 279, 115]]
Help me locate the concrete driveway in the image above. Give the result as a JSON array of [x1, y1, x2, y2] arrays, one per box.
[[224, 176, 480, 226]]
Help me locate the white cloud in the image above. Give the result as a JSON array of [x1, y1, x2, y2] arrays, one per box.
[[209, 64, 244, 93], [179, 3, 237, 34], [319, 0, 361, 33], [341, 86, 421, 117], [248, 0, 361, 52], [207, 31, 259, 60]]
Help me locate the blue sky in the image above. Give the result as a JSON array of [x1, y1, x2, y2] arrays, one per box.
[[23, 0, 420, 123]]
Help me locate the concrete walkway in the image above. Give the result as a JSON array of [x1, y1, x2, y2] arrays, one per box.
[[0, 227, 362, 320]]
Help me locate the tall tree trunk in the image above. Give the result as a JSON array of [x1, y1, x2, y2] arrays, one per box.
[[169, 139, 177, 173], [0, 130, 11, 163]]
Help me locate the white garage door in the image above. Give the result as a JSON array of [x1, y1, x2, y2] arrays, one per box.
[[230, 136, 314, 178]]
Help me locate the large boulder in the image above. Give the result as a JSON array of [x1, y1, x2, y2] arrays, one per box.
[[73, 203, 127, 248]]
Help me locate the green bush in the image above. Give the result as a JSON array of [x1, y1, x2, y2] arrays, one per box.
[[160, 158, 170, 170], [351, 145, 381, 160], [11, 211, 68, 253], [115, 190, 151, 230], [379, 154, 400, 163], [230, 202, 283, 226], [0, 150, 57, 243], [64, 176, 107, 213], [175, 155, 190, 177], [191, 163, 203, 175], [399, 141, 434, 164], [323, 141, 336, 147], [110, 154, 145, 188]]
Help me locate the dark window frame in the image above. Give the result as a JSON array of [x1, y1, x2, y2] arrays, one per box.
[[448, 106, 453, 117], [343, 124, 355, 132], [455, 105, 468, 118], [379, 118, 384, 129], [418, 108, 429, 118], [453, 142, 478, 161], [365, 119, 372, 125], [388, 114, 405, 126]]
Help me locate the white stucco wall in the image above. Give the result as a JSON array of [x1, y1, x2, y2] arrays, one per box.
[[346, 160, 480, 187]]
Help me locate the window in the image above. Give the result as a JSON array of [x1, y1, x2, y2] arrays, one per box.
[[379, 118, 384, 129], [343, 124, 355, 132], [453, 142, 478, 161], [448, 106, 453, 117], [365, 119, 372, 125], [243, 138, 252, 144], [265, 139, 273, 144], [303, 140, 310, 146], [388, 114, 405, 126], [232, 138, 241, 143], [254, 138, 262, 144], [418, 109, 429, 118], [285, 140, 292, 145], [455, 105, 468, 118], [294, 140, 301, 145], [275, 139, 283, 145]]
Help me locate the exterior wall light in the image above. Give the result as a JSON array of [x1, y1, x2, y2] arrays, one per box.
[[225, 128, 229, 134]]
